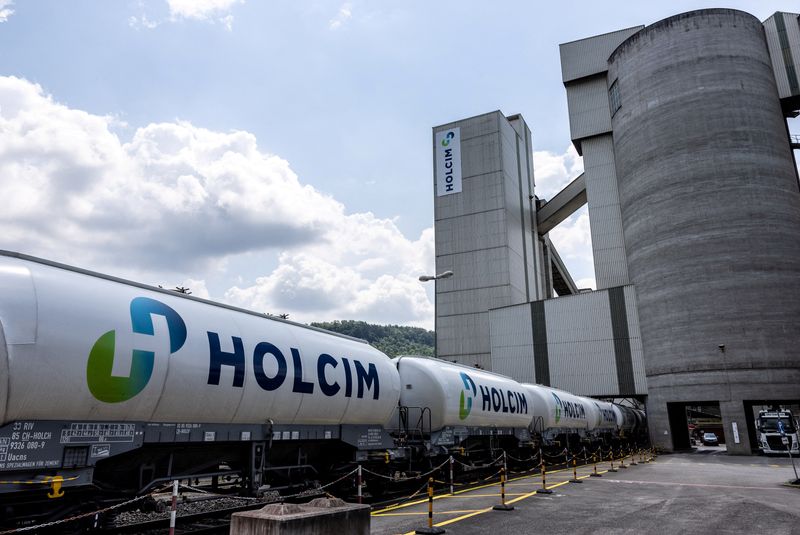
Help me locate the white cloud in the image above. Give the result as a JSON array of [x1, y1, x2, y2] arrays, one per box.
[[532, 145, 594, 290], [167, 0, 242, 20], [549, 207, 595, 290], [130, 0, 242, 30], [0, 75, 435, 327], [0, 1, 13, 23], [532, 144, 583, 200], [128, 14, 160, 30], [329, 2, 353, 30]]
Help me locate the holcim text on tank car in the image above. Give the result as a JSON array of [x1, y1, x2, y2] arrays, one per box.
[[206, 331, 381, 400]]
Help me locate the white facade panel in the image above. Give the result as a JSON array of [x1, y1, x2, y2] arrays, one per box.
[[544, 292, 618, 396], [763, 13, 800, 99], [559, 26, 644, 83], [436, 247, 511, 293], [438, 286, 513, 317], [437, 311, 490, 358], [582, 135, 629, 289], [435, 209, 508, 256], [459, 132, 503, 179], [435, 112, 500, 143], [565, 76, 613, 141], [490, 303, 535, 383], [436, 171, 505, 221], [488, 286, 647, 397], [764, 16, 790, 98]]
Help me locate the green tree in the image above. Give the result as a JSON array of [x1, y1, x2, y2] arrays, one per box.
[[310, 320, 434, 358]]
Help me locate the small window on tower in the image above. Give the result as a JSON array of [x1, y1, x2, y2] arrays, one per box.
[[609, 79, 621, 117]]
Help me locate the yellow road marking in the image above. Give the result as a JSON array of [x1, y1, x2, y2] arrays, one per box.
[[372, 464, 598, 515], [398, 480, 572, 534], [372, 469, 567, 514], [373, 509, 484, 517]]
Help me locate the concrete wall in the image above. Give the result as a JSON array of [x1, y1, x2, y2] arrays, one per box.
[[490, 285, 647, 397], [433, 112, 538, 369], [608, 9, 800, 454]]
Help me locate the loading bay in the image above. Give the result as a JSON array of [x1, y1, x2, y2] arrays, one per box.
[[370, 452, 800, 534]]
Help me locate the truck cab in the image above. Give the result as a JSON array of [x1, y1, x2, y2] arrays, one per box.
[[756, 409, 799, 455]]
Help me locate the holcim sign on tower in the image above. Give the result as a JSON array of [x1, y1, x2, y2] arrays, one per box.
[[435, 127, 462, 196]]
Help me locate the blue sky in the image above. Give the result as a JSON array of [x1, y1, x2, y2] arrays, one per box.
[[0, 1, 795, 328]]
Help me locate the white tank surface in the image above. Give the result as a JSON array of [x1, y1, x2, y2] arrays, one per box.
[[395, 357, 532, 431], [613, 405, 638, 433], [0, 252, 400, 427], [523, 384, 592, 431], [590, 400, 619, 431]]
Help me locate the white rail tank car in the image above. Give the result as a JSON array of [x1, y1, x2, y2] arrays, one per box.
[[524, 384, 592, 431], [0, 252, 400, 426], [394, 356, 532, 430], [0, 251, 401, 516]]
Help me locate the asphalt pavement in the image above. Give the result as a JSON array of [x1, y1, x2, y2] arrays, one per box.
[[370, 451, 800, 535]]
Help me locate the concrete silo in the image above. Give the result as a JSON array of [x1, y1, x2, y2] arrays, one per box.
[[607, 9, 800, 452]]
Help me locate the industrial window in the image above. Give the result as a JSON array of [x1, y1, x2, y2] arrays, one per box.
[[609, 79, 622, 116]]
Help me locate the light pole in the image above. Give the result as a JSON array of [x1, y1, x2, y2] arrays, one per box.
[[419, 271, 453, 358]]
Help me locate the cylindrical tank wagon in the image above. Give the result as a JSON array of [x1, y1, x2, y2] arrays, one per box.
[[0, 251, 401, 523], [0, 251, 648, 527]]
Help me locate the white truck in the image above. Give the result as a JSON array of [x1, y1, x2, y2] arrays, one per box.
[[756, 408, 799, 455]]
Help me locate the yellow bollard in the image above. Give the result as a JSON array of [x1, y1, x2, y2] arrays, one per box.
[[493, 467, 514, 511], [415, 477, 445, 534], [537, 459, 553, 494], [629, 446, 638, 466], [569, 453, 581, 483], [618, 447, 628, 469], [590, 452, 602, 477], [608, 449, 618, 472]]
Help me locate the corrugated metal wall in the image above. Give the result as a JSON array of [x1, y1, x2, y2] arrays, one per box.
[[583, 135, 630, 289], [489, 286, 648, 396], [489, 303, 535, 382], [560, 27, 644, 83], [565, 76, 612, 141], [763, 12, 800, 99]]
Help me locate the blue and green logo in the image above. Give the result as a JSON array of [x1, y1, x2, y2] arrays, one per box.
[[458, 372, 476, 420], [441, 131, 455, 147], [552, 393, 563, 424], [87, 297, 187, 403]]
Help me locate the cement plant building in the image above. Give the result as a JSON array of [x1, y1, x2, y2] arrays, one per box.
[[431, 9, 800, 454]]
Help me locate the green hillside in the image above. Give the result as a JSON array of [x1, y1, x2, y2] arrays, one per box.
[[310, 320, 434, 358]]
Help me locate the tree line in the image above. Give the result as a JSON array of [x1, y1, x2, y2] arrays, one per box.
[[310, 320, 434, 358]]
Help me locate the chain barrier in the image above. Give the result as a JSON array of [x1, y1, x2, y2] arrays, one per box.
[[376, 476, 433, 511], [361, 457, 450, 482], [0, 493, 152, 535], [506, 450, 540, 463], [2, 441, 655, 534], [542, 448, 569, 461], [0, 467, 361, 534], [451, 452, 505, 471]]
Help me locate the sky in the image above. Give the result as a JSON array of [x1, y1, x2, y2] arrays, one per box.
[[0, 0, 796, 329]]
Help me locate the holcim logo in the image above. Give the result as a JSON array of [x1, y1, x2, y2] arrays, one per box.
[[551, 392, 586, 425], [552, 393, 563, 424], [441, 131, 455, 147], [459, 372, 476, 420], [87, 297, 187, 403]]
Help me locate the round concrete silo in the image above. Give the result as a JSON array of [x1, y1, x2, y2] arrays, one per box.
[[607, 9, 800, 452]]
